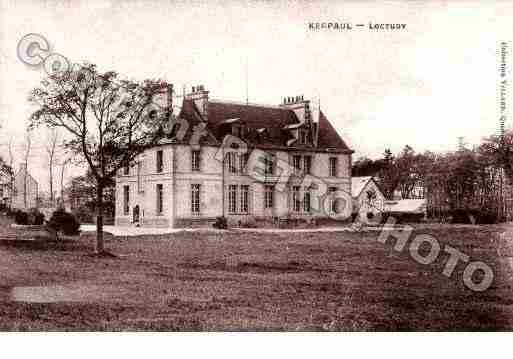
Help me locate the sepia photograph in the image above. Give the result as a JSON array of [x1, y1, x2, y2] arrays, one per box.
[[1, 0, 513, 348]]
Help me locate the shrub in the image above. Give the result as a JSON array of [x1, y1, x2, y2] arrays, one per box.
[[450, 209, 472, 224], [449, 208, 498, 225], [14, 210, 29, 225], [48, 208, 80, 235], [28, 208, 45, 225], [212, 216, 228, 229], [380, 211, 425, 224], [4, 207, 16, 218], [72, 206, 95, 224], [240, 219, 257, 228], [475, 210, 498, 224]]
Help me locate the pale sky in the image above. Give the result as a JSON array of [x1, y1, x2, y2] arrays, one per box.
[[1, 0, 513, 193]]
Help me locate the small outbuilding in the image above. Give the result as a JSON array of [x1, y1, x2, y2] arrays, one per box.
[[384, 199, 427, 221], [351, 176, 386, 219]]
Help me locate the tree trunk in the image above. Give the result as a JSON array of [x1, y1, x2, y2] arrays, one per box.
[[96, 180, 104, 253], [49, 166, 53, 205]]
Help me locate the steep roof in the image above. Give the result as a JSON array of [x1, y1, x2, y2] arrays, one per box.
[[351, 176, 373, 198], [169, 99, 218, 146], [317, 111, 351, 150], [206, 100, 298, 147], [175, 98, 353, 152]]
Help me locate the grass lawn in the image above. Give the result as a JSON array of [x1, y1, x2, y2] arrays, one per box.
[[1, 218, 513, 331]]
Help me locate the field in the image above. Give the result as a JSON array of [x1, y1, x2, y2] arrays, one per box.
[[1, 218, 513, 331]]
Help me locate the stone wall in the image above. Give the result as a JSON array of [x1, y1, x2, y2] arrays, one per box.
[[115, 143, 352, 227]]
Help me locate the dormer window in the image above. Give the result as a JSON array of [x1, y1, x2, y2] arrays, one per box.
[[264, 154, 274, 176], [299, 130, 307, 145], [232, 124, 240, 137], [232, 123, 244, 138]]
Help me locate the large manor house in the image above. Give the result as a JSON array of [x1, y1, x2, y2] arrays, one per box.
[[115, 86, 353, 227]]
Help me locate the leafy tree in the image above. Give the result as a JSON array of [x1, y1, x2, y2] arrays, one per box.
[[28, 63, 171, 254], [352, 157, 382, 177], [67, 169, 115, 220], [395, 145, 418, 199], [377, 148, 400, 199]]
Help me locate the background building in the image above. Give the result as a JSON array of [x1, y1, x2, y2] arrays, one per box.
[[0, 161, 14, 208], [351, 176, 386, 218], [12, 164, 38, 210]]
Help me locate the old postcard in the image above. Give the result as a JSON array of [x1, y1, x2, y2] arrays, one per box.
[[1, 0, 513, 347]]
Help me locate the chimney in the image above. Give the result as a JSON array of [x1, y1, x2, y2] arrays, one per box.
[[186, 85, 209, 120], [280, 94, 311, 124]]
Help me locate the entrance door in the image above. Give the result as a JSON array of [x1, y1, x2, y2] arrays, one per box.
[[133, 205, 140, 224]]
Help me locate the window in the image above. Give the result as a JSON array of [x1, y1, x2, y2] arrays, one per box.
[[156, 184, 163, 215], [156, 150, 163, 173], [292, 185, 301, 212], [123, 164, 129, 175], [227, 152, 237, 174], [264, 185, 274, 209], [240, 185, 249, 214], [264, 154, 274, 176], [328, 186, 338, 213], [329, 157, 338, 177], [293, 155, 302, 172], [304, 156, 312, 175], [168, 123, 177, 139], [191, 184, 200, 214], [123, 185, 129, 215], [228, 185, 237, 214], [299, 130, 307, 144], [232, 124, 242, 138], [191, 150, 200, 172], [137, 161, 143, 193], [239, 153, 249, 174], [303, 188, 311, 213]]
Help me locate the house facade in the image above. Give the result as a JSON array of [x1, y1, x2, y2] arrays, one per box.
[[0, 162, 14, 207], [12, 164, 38, 210], [115, 87, 354, 227]]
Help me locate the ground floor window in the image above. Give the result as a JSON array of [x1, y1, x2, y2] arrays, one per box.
[[292, 185, 301, 212], [156, 184, 163, 215], [228, 184, 237, 214], [303, 188, 311, 213], [328, 186, 338, 213], [123, 185, 129, 215], [191, 184, 201, 214], [240, 185, 249, 214], [264, 185, 274, 209]]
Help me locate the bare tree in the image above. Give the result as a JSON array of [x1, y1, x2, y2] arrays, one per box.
[[29, 63, 171, 254], [45, 128, 59, 205], [23, 130, 32, 209], [7, 137, 14, 207], [59, 156, 71, 208]]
